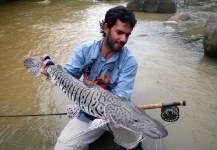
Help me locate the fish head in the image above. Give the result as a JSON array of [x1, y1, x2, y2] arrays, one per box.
[[129, 115, 168, 139], [105, 101, 168, 139]]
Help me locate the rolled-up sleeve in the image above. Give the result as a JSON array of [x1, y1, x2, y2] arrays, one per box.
[[64, 45, 85, 79]]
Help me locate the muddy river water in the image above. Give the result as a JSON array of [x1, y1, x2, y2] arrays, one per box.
[[0, 0, 217, 150]]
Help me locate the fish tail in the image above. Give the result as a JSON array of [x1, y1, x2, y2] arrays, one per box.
[[24, 54, 54, 77], [24, 58, 43, 77]]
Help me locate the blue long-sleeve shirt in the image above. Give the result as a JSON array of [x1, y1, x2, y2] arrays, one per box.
[[64, 39, 138, 100]]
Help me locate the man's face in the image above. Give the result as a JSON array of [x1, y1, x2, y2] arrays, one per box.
[[104, 19, 133, 52]]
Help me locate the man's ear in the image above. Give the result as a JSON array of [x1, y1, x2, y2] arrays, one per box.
[[103, 23, 109, 35]]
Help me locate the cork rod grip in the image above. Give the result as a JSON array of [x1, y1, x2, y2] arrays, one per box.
[[138, 101, 186, 110]]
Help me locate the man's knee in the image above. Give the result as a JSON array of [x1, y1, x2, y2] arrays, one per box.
[[54, 140, 88, 150]]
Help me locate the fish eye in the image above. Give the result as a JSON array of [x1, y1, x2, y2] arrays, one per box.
[[133, 118, 140, 122]]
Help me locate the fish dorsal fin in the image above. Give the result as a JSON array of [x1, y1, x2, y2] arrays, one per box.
[[56, 64, 63, 70], [84, 81, 100, 89]]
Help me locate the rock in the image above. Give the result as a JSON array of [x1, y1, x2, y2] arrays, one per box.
[[203, 15, 217, 57], [143, 0, 159, 12], [37, 0, 51, 4], [157, 0, 176, 13], [126, 0, 143, 12], [168, 12, 191, 22], [126, 0, 176, 13], [183, 35, 203, 44], [163, 21, 178, 26]]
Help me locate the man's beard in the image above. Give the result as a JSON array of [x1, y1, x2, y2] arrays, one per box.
[[106, 30, 125, 52]]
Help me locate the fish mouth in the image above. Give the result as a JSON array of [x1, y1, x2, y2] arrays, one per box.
[[144, 129, 168, 139]]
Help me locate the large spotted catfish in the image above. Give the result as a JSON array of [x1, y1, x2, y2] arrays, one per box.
[[24, 54, 168, 139]]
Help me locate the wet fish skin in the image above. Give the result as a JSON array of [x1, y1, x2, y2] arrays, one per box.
[[24, 56, 168, 139]]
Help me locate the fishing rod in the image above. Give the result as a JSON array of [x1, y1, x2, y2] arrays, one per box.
[[0, 101, 186, 122], [138, 100, 186, 109]]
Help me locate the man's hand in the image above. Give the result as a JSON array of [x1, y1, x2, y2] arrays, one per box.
[[40, 57, 48, 75]]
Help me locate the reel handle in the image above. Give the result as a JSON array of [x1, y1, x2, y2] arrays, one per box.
[[138, 100, 186, 110]]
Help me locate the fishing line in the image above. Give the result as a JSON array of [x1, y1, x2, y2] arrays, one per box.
[[0, 113, 67, 118], [154, 140, 157, 150], [147, 138, 166, 150], [148, 139, 157, 150]]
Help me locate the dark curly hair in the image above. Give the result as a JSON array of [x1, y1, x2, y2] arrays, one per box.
[[100, 5, 137, 37]]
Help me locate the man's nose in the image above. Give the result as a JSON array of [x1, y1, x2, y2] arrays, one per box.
[[120, 34, 128, 43]]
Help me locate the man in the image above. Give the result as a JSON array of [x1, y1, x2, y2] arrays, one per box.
[[53, 5, 143, 150]]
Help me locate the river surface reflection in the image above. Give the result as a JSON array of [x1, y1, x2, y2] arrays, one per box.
[[0, 0, 217, 150]]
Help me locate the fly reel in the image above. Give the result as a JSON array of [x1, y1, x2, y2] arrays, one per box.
[[138, 100, 186, 122], [161, 106, 179, 122]]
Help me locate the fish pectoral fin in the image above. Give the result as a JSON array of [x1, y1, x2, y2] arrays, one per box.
[[69, 119, 109, 141], [86, 119, 109, 131], [56, 64, 63, 70], [66, 104, 81, 119]]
